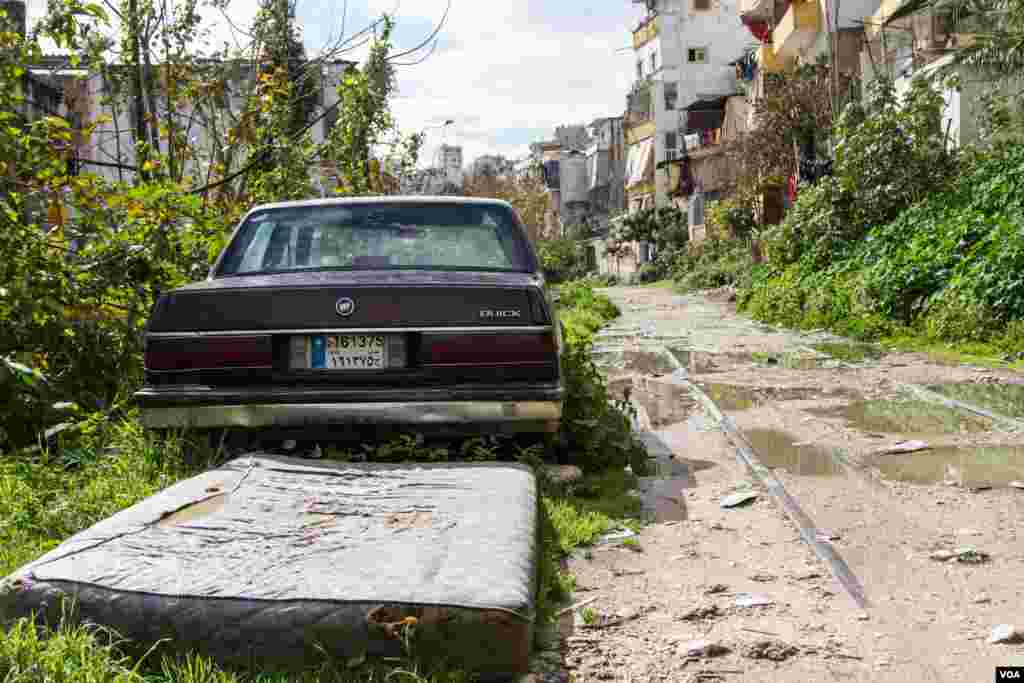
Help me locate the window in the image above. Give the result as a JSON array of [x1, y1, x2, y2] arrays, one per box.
[[694, 0, 711, 10], [664, 82, 678, 110], [650, 50, 658, 73], [688, 47, 708, 63], [664, 132, 679, 161], [218, 203, 533, 275], [637, 61, 643, 79]]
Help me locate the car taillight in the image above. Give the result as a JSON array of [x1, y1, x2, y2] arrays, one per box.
[[421, 333, 556, 367], [145, 336, 273, 371]]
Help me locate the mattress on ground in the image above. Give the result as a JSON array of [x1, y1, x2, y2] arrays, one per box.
[[0, 456, 538, 673]]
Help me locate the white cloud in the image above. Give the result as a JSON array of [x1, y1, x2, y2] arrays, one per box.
[[365, 0, 636, 168]]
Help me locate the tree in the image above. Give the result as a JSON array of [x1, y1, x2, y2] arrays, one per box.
[[463, 164, 550, 242]]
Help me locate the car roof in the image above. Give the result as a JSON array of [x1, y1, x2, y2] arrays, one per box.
[[251, 196, 516, 212]]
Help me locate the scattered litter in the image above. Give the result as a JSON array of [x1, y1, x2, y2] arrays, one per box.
[[679, 604, 721, 621], [988, 625, 1024, 644], [872, 440, 929, 455], [734, 593, 774, 608], [680, 639, 731, 658], [749, 573, 776, 583], [612, 568, 645, 577], [969, 485, 993, 493], [705, 583, 729, 595], [972, 595, 992, 604], [1010, 481, 1024, 490], [596, 528, 639, 545], [742, 639, 799, 661], [720, 491, 759, 508], [815, 529, 840, 542], [930, 546, 990, 563]]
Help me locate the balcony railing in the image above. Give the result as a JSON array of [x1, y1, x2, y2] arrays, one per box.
[[773, 0, 820, 57]]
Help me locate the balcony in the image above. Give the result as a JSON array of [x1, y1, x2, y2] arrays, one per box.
[[625, 119, 657, 146], [632, 14, 659, 50], [757, 43, 790, 73], [739, 0, 773, 19], [772, 0, 820, 58]]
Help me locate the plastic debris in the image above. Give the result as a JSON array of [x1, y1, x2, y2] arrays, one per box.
[[872, 440, 929, 455], [988, 625, 1024, 644], [720, 491, 759, 508], [734, 593, 774, 608]]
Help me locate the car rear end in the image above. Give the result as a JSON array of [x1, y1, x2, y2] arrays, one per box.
[[135, 198, 562, 439]]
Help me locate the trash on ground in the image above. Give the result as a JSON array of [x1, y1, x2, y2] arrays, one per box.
[[815, 529, 841, 542], [872, 440, 930, 455], [705, 583, 729, 595], [680, 639, 731, 658], [988, 625, 1024, 644], [929, 547, 991, 563], [1010, 481, 1024, 489], [742, 639, 799, 661], [734, 593, 774, 608], [595, 528, 639, 545], [720, 491, 759, 508], [749, 572, 776, 582]]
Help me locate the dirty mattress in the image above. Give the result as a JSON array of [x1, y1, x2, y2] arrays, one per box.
[[0, 456, 538, 672]]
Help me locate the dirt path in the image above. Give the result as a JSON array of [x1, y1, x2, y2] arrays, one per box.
[[561, 285, 1024, 683]]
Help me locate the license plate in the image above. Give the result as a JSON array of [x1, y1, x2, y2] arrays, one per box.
[[301, 335, 388, 370]]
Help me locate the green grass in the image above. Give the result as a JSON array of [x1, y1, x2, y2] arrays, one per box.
[[878, 333, 1021, 370]]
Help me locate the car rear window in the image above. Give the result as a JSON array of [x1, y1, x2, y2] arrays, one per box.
[[216, 203, 535, 276]]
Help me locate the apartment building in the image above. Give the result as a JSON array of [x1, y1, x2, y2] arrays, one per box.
[[624, 0, 755, 211]]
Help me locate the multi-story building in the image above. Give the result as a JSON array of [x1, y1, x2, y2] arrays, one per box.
[[554, 124, 591, 151], [585, 116, 627, 222], [437, 144, 464, 187], [624, 0, 754, 210], [470, 154, 515, 178]]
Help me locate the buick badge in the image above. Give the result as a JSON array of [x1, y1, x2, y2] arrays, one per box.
[[335, 297, 356, 317]]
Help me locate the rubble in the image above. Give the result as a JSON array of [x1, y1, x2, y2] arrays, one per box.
[[742, 639, 799, 661], [679, 604, 721, 621]]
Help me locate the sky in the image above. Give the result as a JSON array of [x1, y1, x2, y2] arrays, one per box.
[[24, 0, 645, 169], [298, 0, 645, 168]]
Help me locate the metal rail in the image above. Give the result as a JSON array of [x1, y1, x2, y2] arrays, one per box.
[[658, 346, 870, 610]]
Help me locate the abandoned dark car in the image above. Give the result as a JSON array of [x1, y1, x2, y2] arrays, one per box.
[[135, 197, 563, 443]]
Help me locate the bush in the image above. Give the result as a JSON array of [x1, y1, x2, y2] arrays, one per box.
[[740, 139, 1024, 348], [537, 239, 586, 283], [672, 237, 756, 292]]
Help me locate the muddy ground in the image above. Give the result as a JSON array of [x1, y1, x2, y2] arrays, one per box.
[[557, 285, 1024, 683]]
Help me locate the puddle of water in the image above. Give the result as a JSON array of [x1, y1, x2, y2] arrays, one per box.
[[159, 494, 227, 527], [871, 445, 1024, 487], [808, 400, 993, 434], [744, 429, 843, 477], [638, 458, 715, 521], [632, 381, 698, 427], [812, 342, 884, 363], [927, 383, 1024, 419], [667, 348, 753, 374], [698, 383, 846, 411], [622, 350, 676, 376]]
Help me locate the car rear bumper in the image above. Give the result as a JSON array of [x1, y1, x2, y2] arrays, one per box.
[[135, 384, 563, 433]]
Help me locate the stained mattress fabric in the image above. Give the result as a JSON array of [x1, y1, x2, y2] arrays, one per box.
[[0, 456, 538, 672]]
